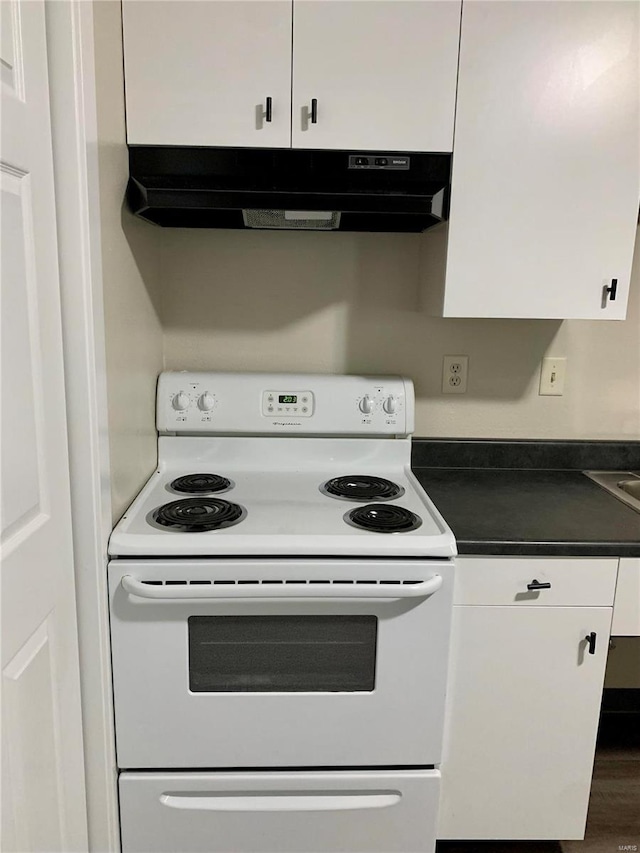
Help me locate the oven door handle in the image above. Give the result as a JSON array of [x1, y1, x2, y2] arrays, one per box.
[[120, 574, 443, 600]]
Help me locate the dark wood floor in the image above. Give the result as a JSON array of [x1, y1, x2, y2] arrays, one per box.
[[437, 714, 640, 853]]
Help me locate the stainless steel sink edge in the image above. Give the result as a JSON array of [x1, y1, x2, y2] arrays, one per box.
[[584, 471, 640, 514]]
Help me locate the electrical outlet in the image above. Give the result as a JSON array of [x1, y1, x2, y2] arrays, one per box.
[[539, 357, 566, 396], [442, 355, 469, 394]]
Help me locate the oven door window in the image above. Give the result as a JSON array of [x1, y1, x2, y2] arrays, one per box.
[[188, 615, 377, 692]]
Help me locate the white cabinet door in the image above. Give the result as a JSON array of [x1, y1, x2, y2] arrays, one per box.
[[441, 1, 639, 319], [1, 1, 87, 850], [438, 605, 612, 840], [123, 1, 293, 147], [291, 1, 461, 151]]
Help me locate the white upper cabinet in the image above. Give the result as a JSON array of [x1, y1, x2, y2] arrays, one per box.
[[291, 1, 461, 151], [122, 0, 461, 153], [122, 1, 293, 148], [440, 1, 639, 319]]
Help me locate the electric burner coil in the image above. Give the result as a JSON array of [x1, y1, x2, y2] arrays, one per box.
[[153, 498, 245, 532], [345, 504, 422, 533], [170, 474, 232, 494], [321, 475, 404, 502]]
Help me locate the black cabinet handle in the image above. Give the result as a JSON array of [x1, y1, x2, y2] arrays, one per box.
[[527, 579, 551, 591], [310, 98, 318, 124], [585, 632, 597, 655], [603, 278, 618, 302], [265, 97, 272, 123]]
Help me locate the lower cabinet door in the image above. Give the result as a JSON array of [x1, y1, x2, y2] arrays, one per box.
[[120, 770, 440, 853], [612, 558, 640, 636], [438, 605, 612, 840]]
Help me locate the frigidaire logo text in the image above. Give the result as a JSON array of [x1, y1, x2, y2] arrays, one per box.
[[273, 421, 301, 427]]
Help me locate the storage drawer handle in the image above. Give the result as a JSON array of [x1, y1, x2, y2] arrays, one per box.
[[160, 791, 401, 812], [121, 574, 442, 601], [585, 631, 597, 655], [527, 579, 551, 591]]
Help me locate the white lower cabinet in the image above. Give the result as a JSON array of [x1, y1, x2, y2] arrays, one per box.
[[612, 558, 640, 636], [120, 770, 440, 853], [438, 557, 617, 841]]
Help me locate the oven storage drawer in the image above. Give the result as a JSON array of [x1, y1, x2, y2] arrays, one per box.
[[119, 769, 440, 853]]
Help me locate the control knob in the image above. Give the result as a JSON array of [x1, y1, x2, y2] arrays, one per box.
[[358, 395, 374, 414], [198, 393, 215, 411], [171, 392, 190, 411], [383, 396, 398, 414]]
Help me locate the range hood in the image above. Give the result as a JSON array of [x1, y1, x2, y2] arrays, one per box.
[[126, 147, 451, 233]]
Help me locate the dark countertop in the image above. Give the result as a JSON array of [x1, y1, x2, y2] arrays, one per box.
[[411, 440, 640, 558]]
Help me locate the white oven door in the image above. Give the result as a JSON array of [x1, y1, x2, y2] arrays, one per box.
[[119, 769, 441, 853], [109, 559, 453, 769]]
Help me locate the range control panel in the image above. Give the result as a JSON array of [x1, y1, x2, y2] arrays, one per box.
[[157, 372, 414, 436]]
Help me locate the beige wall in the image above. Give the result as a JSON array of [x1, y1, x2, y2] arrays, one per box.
[[94, 2, 164, 522], [159, 226, 640, 439]]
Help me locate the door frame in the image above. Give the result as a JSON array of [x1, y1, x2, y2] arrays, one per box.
[[45, 2, 119, 849]]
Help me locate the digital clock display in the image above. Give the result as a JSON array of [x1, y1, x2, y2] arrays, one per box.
[[279, 395, 297, 404]]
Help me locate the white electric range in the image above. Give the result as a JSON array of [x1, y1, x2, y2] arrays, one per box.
[[109, 371, 456, 853]]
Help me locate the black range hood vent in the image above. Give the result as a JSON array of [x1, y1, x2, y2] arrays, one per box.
[[126, 146, 451, 233]]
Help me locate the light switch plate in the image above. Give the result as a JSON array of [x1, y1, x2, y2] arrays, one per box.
[[539, 357, 566, 396]]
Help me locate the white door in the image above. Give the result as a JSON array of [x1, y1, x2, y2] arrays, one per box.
[[443, 0, 639, 319], [1, 1, 88, 850], [122, 0, 293, 147], [438, 605, 612, 840], [291, 1, 461, 151]]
